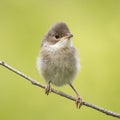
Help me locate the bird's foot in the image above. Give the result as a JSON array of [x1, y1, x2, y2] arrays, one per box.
[[45, 84, 51, 95], [76, 96, 83, 108]]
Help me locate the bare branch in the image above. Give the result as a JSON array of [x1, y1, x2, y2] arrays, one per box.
[[0, 61, 120, 119]]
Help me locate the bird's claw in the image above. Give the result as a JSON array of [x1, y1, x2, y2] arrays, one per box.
[[45, 84, 51, 95], [76, 97, 83, 108]]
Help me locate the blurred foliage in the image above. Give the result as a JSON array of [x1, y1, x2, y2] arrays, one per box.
[[0, 0, 120, 120]]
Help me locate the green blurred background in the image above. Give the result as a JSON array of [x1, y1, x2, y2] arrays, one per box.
[[0, 0, 120, 120]]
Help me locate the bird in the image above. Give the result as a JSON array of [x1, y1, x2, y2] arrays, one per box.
[[37, 22, 82, 108]]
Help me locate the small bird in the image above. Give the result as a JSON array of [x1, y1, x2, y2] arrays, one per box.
[[37, 22, 82, 108]]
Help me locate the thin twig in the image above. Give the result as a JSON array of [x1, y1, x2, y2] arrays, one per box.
[[0, 61, 120, 119]]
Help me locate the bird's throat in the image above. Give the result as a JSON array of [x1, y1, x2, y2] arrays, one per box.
[[54, 38, 73, 49]]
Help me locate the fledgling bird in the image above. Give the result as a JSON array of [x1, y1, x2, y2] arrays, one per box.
[[37, 22, 82, 108]]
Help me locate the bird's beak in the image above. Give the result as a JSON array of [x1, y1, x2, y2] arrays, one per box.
[[66, 33, 73, 38], [61, 33, 73, 41]]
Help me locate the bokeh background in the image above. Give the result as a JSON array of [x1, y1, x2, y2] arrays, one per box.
[[0, 0, 120, 120]]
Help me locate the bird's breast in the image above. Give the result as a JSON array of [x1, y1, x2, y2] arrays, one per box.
[[38, 46, 80, 86]]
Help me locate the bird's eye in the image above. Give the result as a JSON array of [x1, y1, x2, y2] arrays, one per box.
[[55, 34, 60, 39]]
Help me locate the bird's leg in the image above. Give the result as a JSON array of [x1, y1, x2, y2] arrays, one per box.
[[69, 83, 83, 108], [45, 81, 51, 95]]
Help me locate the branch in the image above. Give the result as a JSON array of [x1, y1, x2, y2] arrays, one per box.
[[0, 61, 120, 119]]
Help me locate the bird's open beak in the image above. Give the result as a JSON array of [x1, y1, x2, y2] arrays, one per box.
[[61, 33, 73, 41]]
